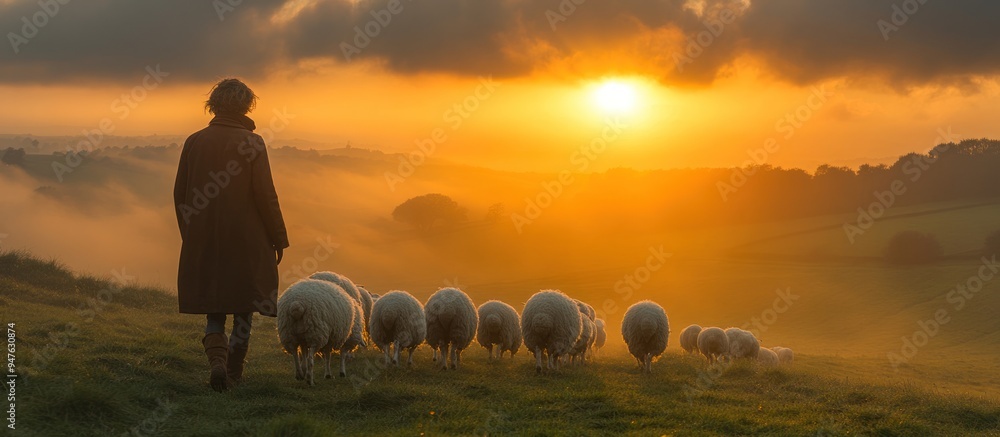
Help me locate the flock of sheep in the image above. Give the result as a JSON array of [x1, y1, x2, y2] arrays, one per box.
[[276, 272, 793, 385]]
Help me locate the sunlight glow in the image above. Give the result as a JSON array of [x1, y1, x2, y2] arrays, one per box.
[[593, 80, 638, 115]]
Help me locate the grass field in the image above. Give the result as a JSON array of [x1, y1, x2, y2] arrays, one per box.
[[4, 251, 1000, 436]]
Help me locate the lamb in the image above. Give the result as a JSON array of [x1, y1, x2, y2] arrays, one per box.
[[725, 327, 761, 360], [368, 290, 427, 366], [621, 301, 670, 373], [679, 324, 702, 354], [569, 315, 596, 365], [697, 327, 729, 364], [757, 347, 779, 367], [424, 287, 478, 370], [276, 279, 357, 386], [594, 318, 607, 354], [521, 290, 582, 373], [772, 346, 794, 365], [476, 300, 522, 359]]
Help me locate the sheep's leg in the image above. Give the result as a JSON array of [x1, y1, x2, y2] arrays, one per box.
[[340, 350, 348, 377], [382, 343, 391, 366], [392, 340, 401, 366], [306, 346, 317, 386], [440, 343, 451, 370], [407, 347, 415, 366], [453, 347, 461, 370], [432, 348, 438, 362], [293, 347, 304, 380], [323, 350, 333, 379], [486, 345, 493, 361], [645, 353, 652, 373]]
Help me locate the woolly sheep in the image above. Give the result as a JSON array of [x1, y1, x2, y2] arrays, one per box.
[[335, 299, 367, 377], [594, 318, 607, 353], [476, 300, 522, 359], [425, 287, 479, 370], [357, 286, 374, 328], [521, 290, 582, 373], [309, 271, 362, 303], [276, 279, 356, 386], [569, 315, 595, 365], [621, 301, 670, 373], [679, 324, 702, 354], [773, 346, 794, 365], [757, 347, 779, 367], [574, 299, 596, 321], [697, 327, 729, 364], [369, 290, 427, 366], [725, 328, 760, 360]]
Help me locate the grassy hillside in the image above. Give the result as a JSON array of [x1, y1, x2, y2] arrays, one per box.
[[3, 251, 1000, 436]]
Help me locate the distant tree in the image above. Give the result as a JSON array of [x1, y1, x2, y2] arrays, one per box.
[[1, 147, 26, 166], [485, 203, 505, 223], [984, 230, 1000, 256], [885, 231, 943, 265], [392, 193, 467, 231]]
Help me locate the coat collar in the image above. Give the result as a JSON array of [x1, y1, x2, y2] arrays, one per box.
[[209, 113, 257, 131]]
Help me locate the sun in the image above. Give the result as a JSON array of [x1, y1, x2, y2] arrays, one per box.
[[592, 80, 638, 114]]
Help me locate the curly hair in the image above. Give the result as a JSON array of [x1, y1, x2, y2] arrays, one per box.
[[204, 78, 258, 115]]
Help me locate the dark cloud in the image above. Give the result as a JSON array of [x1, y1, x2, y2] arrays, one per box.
[[1, 0, 998, 87]]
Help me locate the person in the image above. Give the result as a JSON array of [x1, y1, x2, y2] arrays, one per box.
[[173, 78, 289, 392]]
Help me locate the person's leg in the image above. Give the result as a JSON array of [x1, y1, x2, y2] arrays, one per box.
[[227, 312, 253, 384], [203, 313, 229, 392]]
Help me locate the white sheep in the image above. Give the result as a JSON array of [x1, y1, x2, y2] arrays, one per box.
[[725, 327, 760, 361], [357, 285, 374, 328], [574, 299, 596, 321], [476, 300, 522, 359], [772, 346, 794, 365], [569, 315, 595, 365], [697, 327, 729, 364], [276, 279, 356, 386], [757, 347, 779, 367], [621, 300, 670, 373], [594, 318, 607, 354], [679, 324, 702, 354], [425, 287, 478, 370], [368, 290, 427, 366], [309, 271, 362, 303], [521, 290, 582, 373], [335, 299, 367, 377]]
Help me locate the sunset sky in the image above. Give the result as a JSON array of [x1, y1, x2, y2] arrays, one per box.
[[2, 0, 999, 172]]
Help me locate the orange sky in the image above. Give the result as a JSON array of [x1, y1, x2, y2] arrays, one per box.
[[2, 0, 999, 172]]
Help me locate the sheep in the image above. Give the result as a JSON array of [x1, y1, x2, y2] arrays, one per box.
[[621, 301, 670, 373], [679, 324, 702, 354], [773, 346, 794, 365], [594, 318, 607, 355], [574, 299, 596, 321], [521, 290, 582, 373], [335, 299, 367, 377], [357, 286, 374, 328], [476, 300, 522, 360], [697, 327, 729, 365], [368, 290, 427, 366], [725, 327, 761, 361], [569, 315, 595, 365], [757, 347, 779, 367], [276, 279, 357, 386], [424, 287, 478, 370], [310, 272, 367, 356]]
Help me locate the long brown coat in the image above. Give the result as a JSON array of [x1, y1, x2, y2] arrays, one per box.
[[173, 113, 289, 317]]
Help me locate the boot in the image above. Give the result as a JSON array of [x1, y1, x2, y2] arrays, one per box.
[[227, 346, 248, 386], [202, 333, 229, 392]]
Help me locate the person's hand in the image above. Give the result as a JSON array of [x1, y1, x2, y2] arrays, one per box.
[[276, 247, 284, 265]]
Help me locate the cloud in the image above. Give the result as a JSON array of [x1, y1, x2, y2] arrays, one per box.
[[1, 0, 999, 88]]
